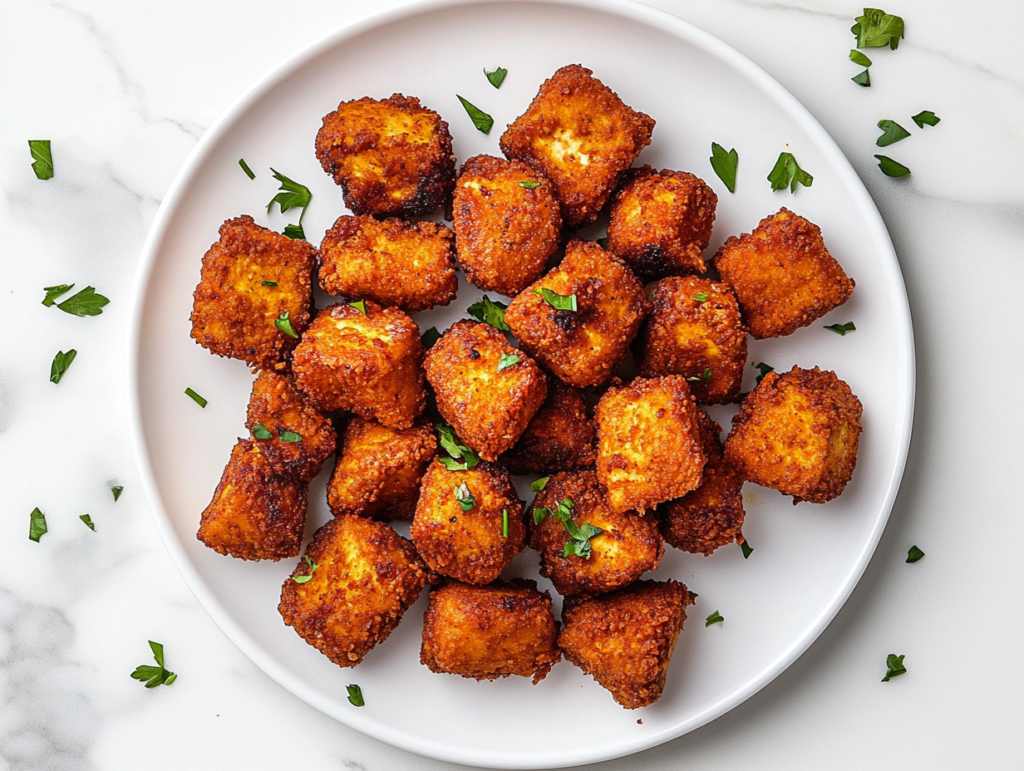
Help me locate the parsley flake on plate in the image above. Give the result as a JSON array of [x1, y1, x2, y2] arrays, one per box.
[[238, 158, 256, 180], [29, 508, 47, 542], [80, 514, 96, 532], [709, 142, 738, 193], [54, 286, 110, 317], [42, 284, 74, 306], [28, 140, 53, 180], [767, 152, 813, 193], [824, 321, 857, 335], [534, 287, 577, 311], [292, 555, 318, 584], [906, 545, 925, 563], [421, 326, 441, 349], [484, 67, 507, 89], [912, 110, 940, 128], [50, 349, 77, 384], [184, 387, 208, 408], [467, 295, 510, 331], [706, 610, 724, 627], [881, 653, 907, 682], [852, 69, 871, 87], [754, 362, 774, 384], [266, 168, 312, 222], [347, 684, 365, 707], [131, 641, 177, 688], [112, 485, 124, 502], [282, 223, 305, 240], [741, 539, 753, 559], [875, 154, 911, 177], [457, 95, 494, 134]]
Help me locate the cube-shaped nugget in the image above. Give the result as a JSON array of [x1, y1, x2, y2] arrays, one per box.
[[658, 409, 745, 556], [500, 65, 654, 228], [530, 470, 662, 597], [424, 320, 547, 461], [244, 370, 336, 481], [500, 378, 596, 475], [318, 215, 458, 312], [197, 439, 308, 561], [452, 155, 562, 296], [607, 167, 718, 279], [559, 580, 691, 709], [190, 215, 315, 370], [410, 459, 525, 585], [420, 580, 560, 684], [328, 417, 437, 521], [315, 94, 455, 217], [714, 208, 854, 339], [504, 240, 649, 388], [724, 366, 863, 504], [278, 514, 428, 667], [596, 375, 706, 513], [291, 301, 426, 429], [637, 276, 747, 404]]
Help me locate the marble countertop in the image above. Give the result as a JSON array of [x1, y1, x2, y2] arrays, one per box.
[[2, 0, 1022, 769]]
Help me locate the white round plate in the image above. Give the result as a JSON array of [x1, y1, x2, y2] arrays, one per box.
[[128, 0, 914, 767]]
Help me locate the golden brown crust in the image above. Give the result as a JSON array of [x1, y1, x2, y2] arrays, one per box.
[[291, 301, 426, 429], [453, 155, 562, 296], [559, 580, 690, 709], [424, 320, 547, 461], [636, 276, 747, 404], [713, 208, 854, 339], [190, 215, 316, 370], [411, 459, 526, 585], [504, 240, 649, 388], [314, 94, 455, 217], [499, 64, 655, 228], [500, 378, 596, 475], [595, 375, 706, 513], [420, 579, 560, 684], [607, 166, 718, 279], [317, 215, 458, 312], [529, 470, 662, 597], [725, 366, 863, 503], [197, 439, 308, 561], [327, 418, 437, 521], [278, 515, 427, 667]]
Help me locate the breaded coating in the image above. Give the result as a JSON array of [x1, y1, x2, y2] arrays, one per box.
[[504, 240, 649, 388], [410, 459, 525, 585], [530, 470, 662, 597], [596, 375, 706, 514], [499, 64, 654, 228], [714, 208, 855, 339], [636, 276, 747, 404], [420, 580, 560, 684], [197, 439, 308, 561], [452, 155, 562, 295], [278, 514, 427, 667], [190, 215, 315, 370], [291, 301, 425, 429], [658, 409, 745, 555], [500, 378, 596, 475], [318, 215, 458, 312], [315, 94, 455, 217], [607, 166, 718, 279], [328, 417, 437, 521], [244, 370, 336, 481], [424, 321, 547, 461], [724, 366, 863, 504], [559, 580, 690, 709]]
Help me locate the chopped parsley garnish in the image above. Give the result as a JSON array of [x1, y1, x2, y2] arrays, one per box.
[[291, 555, 318, 584], [457, 95, 494, 134], [80, 514, 96, 532], [467, 296, 510, 331], [754, 362, 774, 384], [252, 423, 272, 440], [266, 168, 312, 232], [767, 152, 813, 193], [42, 284, 74, 306], [881, 653, 907, 682], [277, 428, 302, 443], [184, 387, 207, 408], [485, 67, 507, 89], [709, 142, 738, 193], [436, 424, 480, 471], [29, 508, 47, 542], [497, 353, 520, 372], [693, 292, 709, 303], [824, 321, 857, 335], [131, 641, 177, 688], [261, 280, 278, 287], [875, 154, 911, 177], [530, 477, 549, 493], [876, 119, 911, 147], [849, 49, 873, 67], [282, 223, 305, 240], [349, 300, 367, 315], [53, 286, 110, 317], [421, 327, 441, 349], [502, 509, 509, 538], [741, 539, 753, 559], [112, 485, 124, 502], [534, 287, 577, 312], [852, 8, 905, 50], [453, 482, 475, 512], [346, 684, 365, 707], [50, 349, 77, 384], [275, 310, 298, 338], [238, 158, 256, 180], [687, 368, 712, 384], [537, 498, 603, 559], [518, 180, 541, 189], [912, 110, 940, 128], [29, 140, 53, 180], [851, 69, 871, 87], [533, 506, 548, 525], [906, 545, 925, 563], [705, 610, 724, 627]]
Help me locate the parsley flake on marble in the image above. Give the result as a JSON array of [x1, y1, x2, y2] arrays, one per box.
[[824, 321, 857, 335], [876, 119, 911, 147], [50, 349, 77, 384], [852, 69, 871, 87], [741, 539, 753, 559], [534, 287, 577, 312], [275, 310, 298, 338], [42, 284, 74, 307], [238, 158, 256, 180], [709, 143, 738, 193], [768, 152, 813, 193], [852, 8, 905, 50], [347, 684, 365, 707], [467, 296, 510, 332], [80, 514, 96, 532], [291, 555, 318, 584], [881, 653, 907, 682], [906, 545, 925, 563], [54, 286, 110, 317], [705, 610, 724, 627], [29, 140, 53, 180], [131, 641, 177, 688], [29, 508, 47, 542], [184, 387, 208, 408], [912, 110, 940, 128], [457, 95, 494, 134], [849, 49, 873, 67], [112, 485, 124, 502], [453, 482, 475, 512], [436, 424, 480, 471], [875, 154, 911, 177], [497, 353, 520, 372], [530, 477, 549, 493], [485, 67, 508, 89]]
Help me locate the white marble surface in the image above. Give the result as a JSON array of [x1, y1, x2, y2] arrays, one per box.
[[1, 0, 1022, 769]]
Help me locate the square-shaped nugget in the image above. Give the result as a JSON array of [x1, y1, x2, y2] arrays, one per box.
[[291, 301, 426, 429], [596, 375, 706, 513], [724, 366, 863, 504], [500, 378, 596, 476], [714, 208, 854, 339], [190, 215, 316, 370], [499, 64, 654, 228]]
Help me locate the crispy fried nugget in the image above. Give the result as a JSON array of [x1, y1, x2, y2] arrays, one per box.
[[424, 321, 547, 461], [278, 514, 427, 667], [452, 155, 562, 295], [607, 166, 718, 279], [658, 409, 745, 555], [315, 94, 455, 217], [291, 301, 425, 429], [410, 459, 525, 585], [504, 240, 649, 388], [499, 64, 655, 228], [637, 276, 747, 404], [190, 215, 315, 370], [500, 378, 596, 475], [327, 417, 437, 521], [596, 375, 706, 514], [530, 470, 662, 597], [714, 208, 854, 339], [724, 366, 863, 504], [244, 370, 336, 481], [559, 580, 690, 709], [318, 215, 458, 312], [197, 439, 308, 561], [420, 580, 560, 684]]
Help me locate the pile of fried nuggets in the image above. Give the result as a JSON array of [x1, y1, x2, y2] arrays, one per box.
[[190, 64, 863, 709]]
